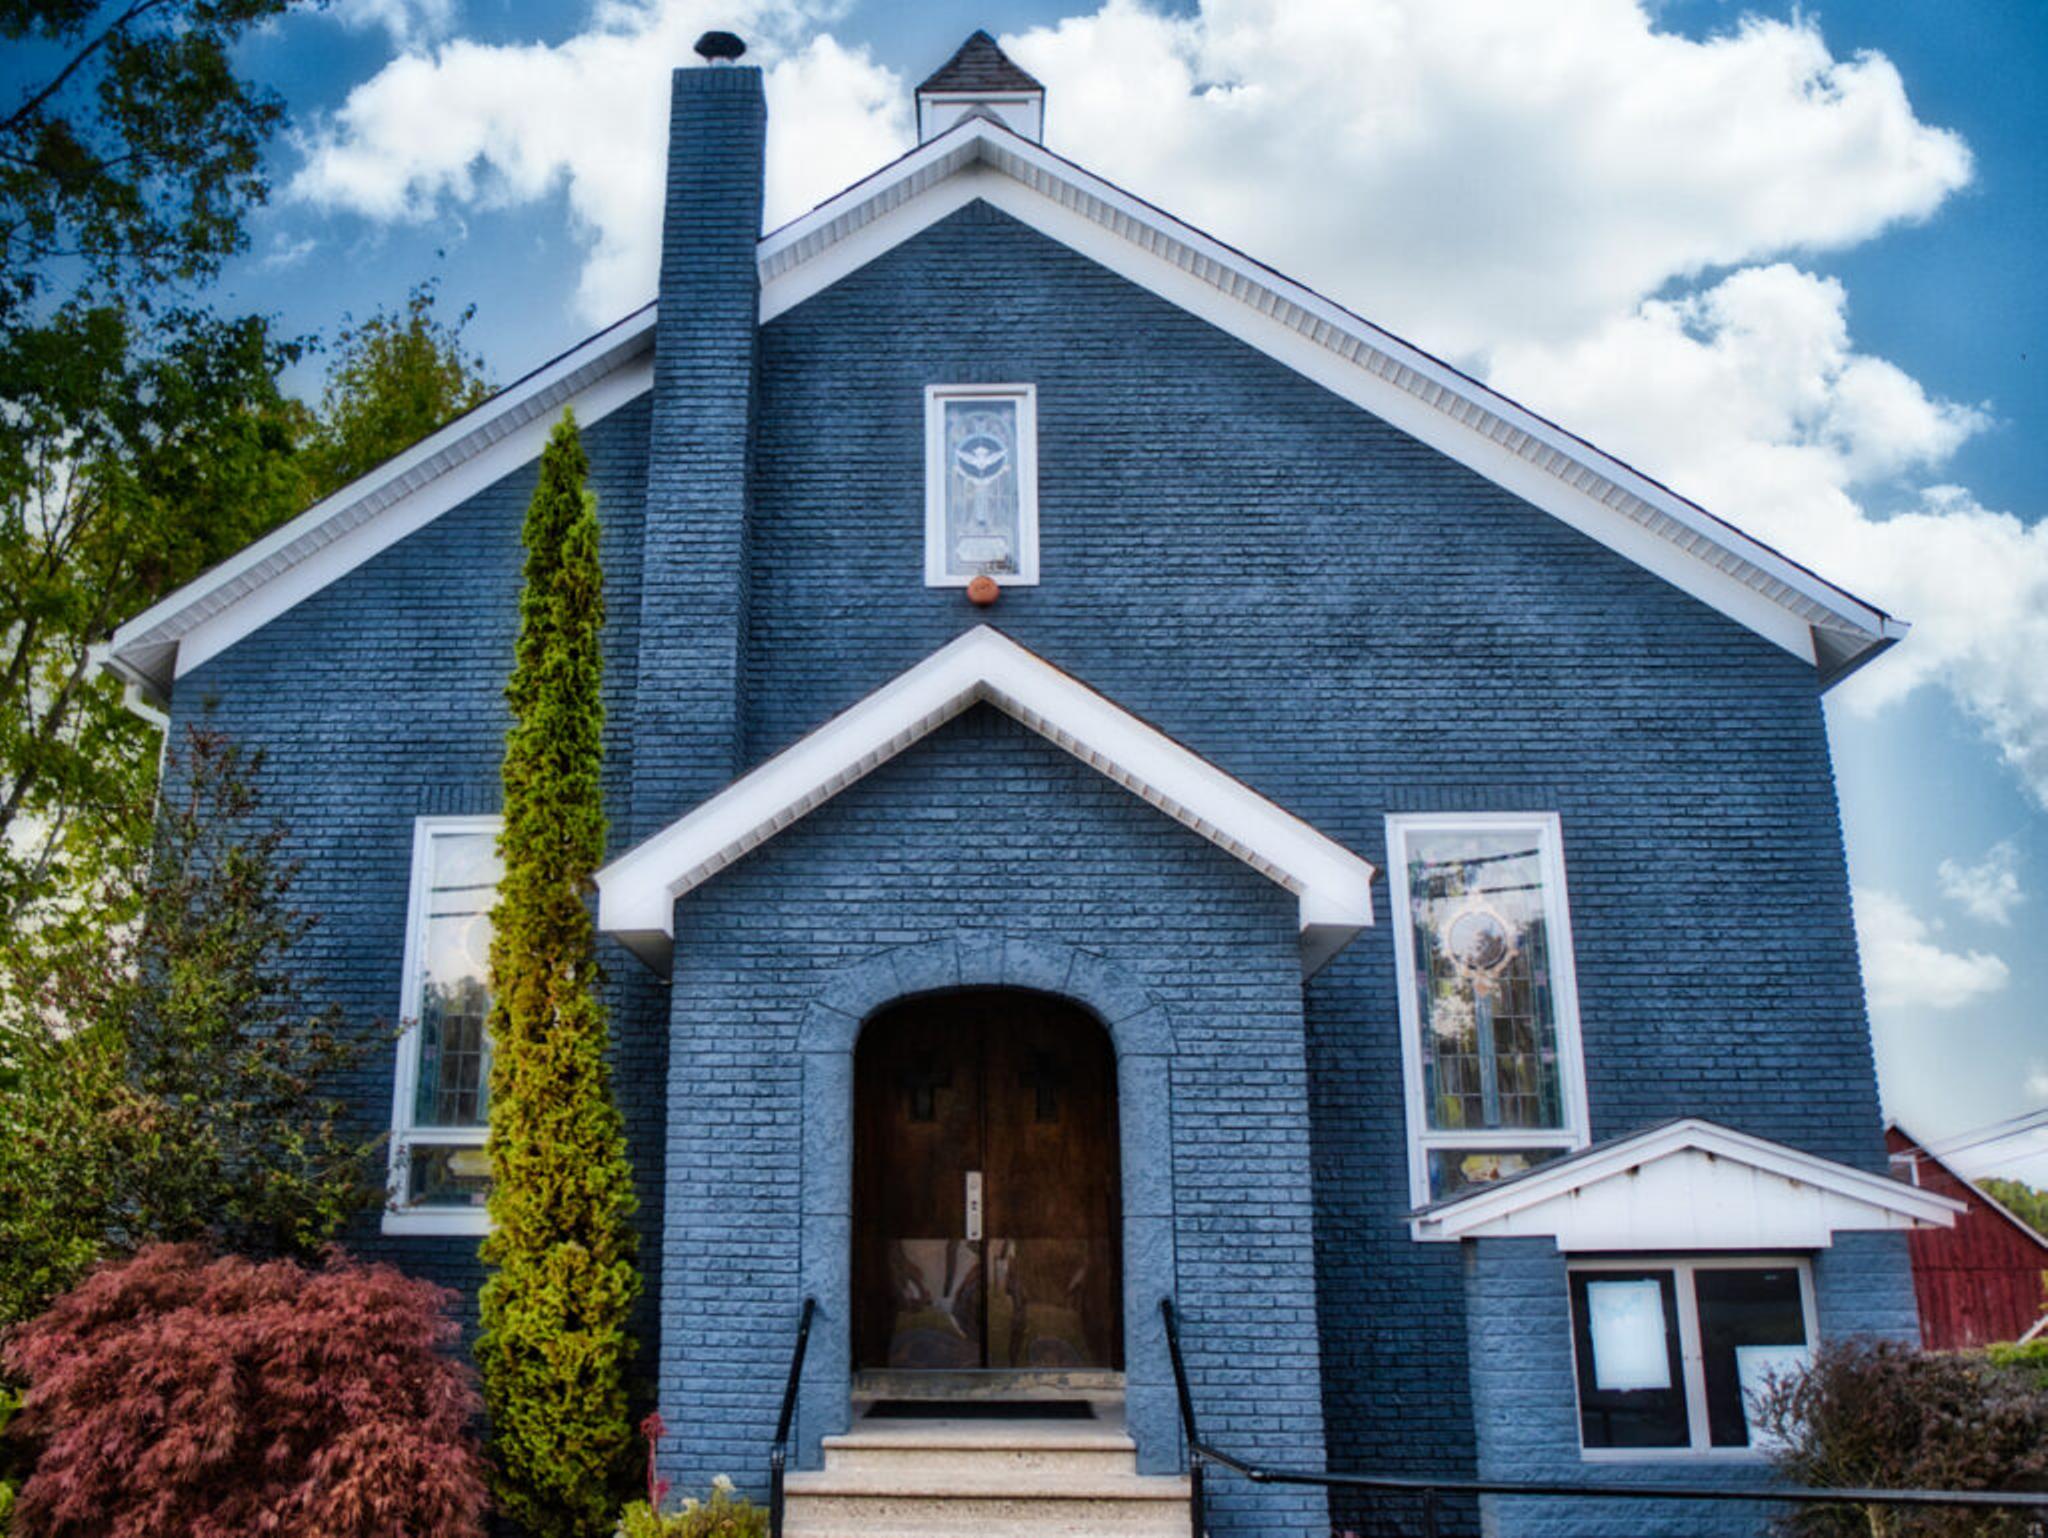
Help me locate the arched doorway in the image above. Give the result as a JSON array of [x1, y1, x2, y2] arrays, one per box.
[[853, 989, 1123, 1374]]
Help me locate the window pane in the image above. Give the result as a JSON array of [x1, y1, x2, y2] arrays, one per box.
[[406, 1143, 493, 1209], [413, 830, 501, 1129], [1425, 1144, 1567, 1200], [1696, 1267, 1808, 1448], [1406, 829, 1565, 1135], [1570, 1270, 1689, 1449], [943, 397, 1021, 577]]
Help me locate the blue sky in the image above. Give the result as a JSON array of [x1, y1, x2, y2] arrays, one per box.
[[204, 0, 2044, 1177]]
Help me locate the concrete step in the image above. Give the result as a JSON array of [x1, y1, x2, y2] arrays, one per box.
[[786, 1408, 1189, 1538], [821, 1421, 1138, 1478]]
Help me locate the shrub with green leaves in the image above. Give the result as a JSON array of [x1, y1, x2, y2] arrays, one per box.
[[475, 410, 639, 1538], [615, 1479, 766, 1538], [0, 730, 380, 1328]]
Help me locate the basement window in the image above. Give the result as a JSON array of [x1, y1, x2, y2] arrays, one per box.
[[1387, 813, 1591, 1206], [383, 815, 501, 1236], [1569, 1258, 1815, 1457], [925, 383, 1039, 586]]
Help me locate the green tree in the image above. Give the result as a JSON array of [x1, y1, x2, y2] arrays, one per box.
[[0, 730, 381, 1329], [2, 0, 290, 330], [476, 411, 638, 1538], [304, 281, 494, 501], [1982, 1177, 2048, 1239]]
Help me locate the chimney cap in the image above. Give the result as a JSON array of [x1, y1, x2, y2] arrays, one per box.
[[693, 30, 746, 63]]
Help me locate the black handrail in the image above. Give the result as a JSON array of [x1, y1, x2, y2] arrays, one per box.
[[768, 1296, 817, 1538], [1158, 1299, 2048, 1537]]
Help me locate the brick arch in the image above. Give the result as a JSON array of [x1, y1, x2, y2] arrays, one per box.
[[794, 932, 1182, 1473]]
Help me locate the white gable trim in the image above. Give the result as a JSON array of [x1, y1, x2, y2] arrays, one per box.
[[758, 120, 1904, 673], [596, 625, 1376, 977], [1410, 1118, 1962, 1250], [106, 306, 657, 693]]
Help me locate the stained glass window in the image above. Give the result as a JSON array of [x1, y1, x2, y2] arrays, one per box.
[[925, 385, 1038, 585], [1391, 816, 1586, 1202], [387, 819, 502, 1228]]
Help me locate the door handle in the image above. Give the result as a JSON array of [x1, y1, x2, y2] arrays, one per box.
[[965, 1170, 983, 1242]]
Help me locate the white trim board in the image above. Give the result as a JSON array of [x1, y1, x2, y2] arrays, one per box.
[[757, 118, 1904, 674], [596, 625, 1376, 977], [107, 307, 657, 692], [1410, 1117, 1962, 1249]]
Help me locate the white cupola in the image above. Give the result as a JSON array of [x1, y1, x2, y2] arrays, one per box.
[[915, 30, 1045, 144]]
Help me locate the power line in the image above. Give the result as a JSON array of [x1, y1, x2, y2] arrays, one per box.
[[1918, 1108, 2048, 1165]]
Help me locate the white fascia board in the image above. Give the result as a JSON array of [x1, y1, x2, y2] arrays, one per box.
[[1410, 1118, 1963, 1247], [757, 120, 1897, 668], [596, 625, 1376, 977], [109, 306, 657, 689]]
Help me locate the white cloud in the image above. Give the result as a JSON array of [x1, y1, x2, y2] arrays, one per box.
[[1005, 0, 1971, 356], [328, 0, 457, 49], [1938, 841, 2026, 926], [2028, 1065, 2048, 1103], [290, 0, 908, 320], [1855, 888, 2010, 1013]]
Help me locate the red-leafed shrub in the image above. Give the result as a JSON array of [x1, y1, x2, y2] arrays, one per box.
[[2, 1243, 488, 1538]]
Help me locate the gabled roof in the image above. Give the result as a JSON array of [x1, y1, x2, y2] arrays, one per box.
[[107, 107, 1908, 695], [917, 30, 1043, 95], [595, 626, 1377, 977], [1888, 1121, 2048, 1255], [1410, 1118, 1962, 1248], [757, 116, 1905, 678]]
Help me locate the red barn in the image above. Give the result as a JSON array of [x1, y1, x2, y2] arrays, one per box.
[[1887, 1123, 2048, 1349]]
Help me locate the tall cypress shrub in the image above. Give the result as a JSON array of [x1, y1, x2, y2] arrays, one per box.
[[477, 410, 638, 1537]]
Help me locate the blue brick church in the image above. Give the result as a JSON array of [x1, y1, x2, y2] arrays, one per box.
[[109, 29, 1961, 1538]]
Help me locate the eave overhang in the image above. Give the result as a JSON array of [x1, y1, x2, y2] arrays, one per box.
[[1410, 1118, 1963, 1249], [595, 626, 1377, 979]]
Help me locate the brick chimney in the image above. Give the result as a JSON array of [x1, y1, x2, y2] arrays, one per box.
[[629, 45, 765, 842]]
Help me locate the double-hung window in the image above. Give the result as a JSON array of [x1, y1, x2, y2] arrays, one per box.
[[1569, 1258, 1815, 1456], [384, 815, 502, 1235], [1388, 813, 1590, 1205]]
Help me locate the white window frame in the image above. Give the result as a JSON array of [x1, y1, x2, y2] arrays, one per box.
[[383, 814, 501, 1237], [1567, 1255, 1819, 1462], [1387, 811, 1591, 1210], [924, 383, 1040, 587]]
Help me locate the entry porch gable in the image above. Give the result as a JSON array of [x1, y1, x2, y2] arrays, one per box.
[[596, 625, 1377, 976]]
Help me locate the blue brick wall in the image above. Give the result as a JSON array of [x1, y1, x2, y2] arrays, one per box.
[[163, 149, 1901, 1536], [1463, 1235, 1922, 1538], [172, 395, 671, 1378], [660, 706, 1330, 1538], [746, 199, 1891, 1517]]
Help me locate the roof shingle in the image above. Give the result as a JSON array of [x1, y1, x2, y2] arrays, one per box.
[[917, 30, 1044, 95]]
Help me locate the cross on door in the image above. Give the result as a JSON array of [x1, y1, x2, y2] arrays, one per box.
[[897, 1052, 951, 1122], [1020, 1050, 1069, 1122]]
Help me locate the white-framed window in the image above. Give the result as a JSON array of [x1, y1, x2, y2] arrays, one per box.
[[1387, 812, 1590, 1207], [924, 383, 1039, 587], [1568, 1257, 1816, 1459], [383, 815, 502, 1236]]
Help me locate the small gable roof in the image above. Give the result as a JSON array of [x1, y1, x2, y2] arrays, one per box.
[[595, 625, 1376, 977], [917, 31, 1044, 95], [1410, 1118, 1962, 1248]]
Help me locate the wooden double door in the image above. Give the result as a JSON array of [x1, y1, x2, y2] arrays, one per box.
[[853, 991, 1122, 1373]]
